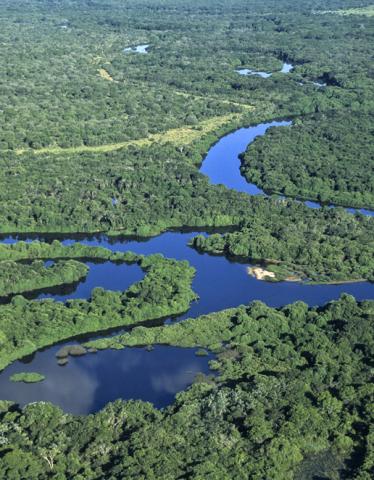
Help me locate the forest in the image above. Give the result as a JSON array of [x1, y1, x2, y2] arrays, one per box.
[[0, 295, 373, 479], [0, 0, 373, 237], [240, 112, 374, 209], [0, 0, 373, 478], [191, 204, 374, 283], [0, 259, 88, 298], [0, 247, 196, 370]]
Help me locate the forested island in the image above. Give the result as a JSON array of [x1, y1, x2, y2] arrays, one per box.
[[0, 0, 373, 478], [0, 246, 196, 370]]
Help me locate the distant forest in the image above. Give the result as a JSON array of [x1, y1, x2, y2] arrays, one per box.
[[0, 1, 373, 479]]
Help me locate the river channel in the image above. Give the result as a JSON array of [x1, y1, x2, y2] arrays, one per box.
[[0, 119, 372, 414]]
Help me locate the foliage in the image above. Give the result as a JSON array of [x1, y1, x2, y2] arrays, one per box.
[[0, 252, 196, 370], [0, 240, 139, 263], [0, 0, 373, 238], [0, 0, 373, 477], [0, 260, 88, 297], [241, 112, 374, 209], [191, 203, 374, 283], [9, 372, 45, 383], [0, 295, 373, 479]]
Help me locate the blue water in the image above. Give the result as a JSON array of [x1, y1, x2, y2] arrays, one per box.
[[280, 62, 294, 73], [199, 120, 374, 216], [237, 69, 272, 78], [0, 345, 213, 414], [1, 118, 373, 414], [200, 120, 291, 194], [37, 262, 144, 303], [2, 230, 372, 310], [236, 62, 293, 78], [124, 44, 149, 54]]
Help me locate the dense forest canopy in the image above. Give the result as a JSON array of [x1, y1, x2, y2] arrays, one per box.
[[0, 243, 196, 370], [240, 112, 374, 209], [0, 0, 373, 478], [191, 205, 374, 283], [1, 296, 373, 479]]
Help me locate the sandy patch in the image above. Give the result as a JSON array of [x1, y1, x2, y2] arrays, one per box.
[[247, 266, 276, 280], [98, 68, 114, 82]]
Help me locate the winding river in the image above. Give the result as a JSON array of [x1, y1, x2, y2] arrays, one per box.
[[1, 120, 373, 414]]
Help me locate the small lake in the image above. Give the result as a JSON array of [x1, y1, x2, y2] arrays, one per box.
[[236, 62, 293, 77], [0, 261, 144, 304], [124, 44, 149, 54], [1, 346, 214, 414]]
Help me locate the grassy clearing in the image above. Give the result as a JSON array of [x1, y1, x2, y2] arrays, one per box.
[[98, 68, 114, 81], [16, 114, 240, 156], [174, 90, 255, 111]]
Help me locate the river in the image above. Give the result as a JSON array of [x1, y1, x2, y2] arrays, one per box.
[[0, 119, 372, 414]]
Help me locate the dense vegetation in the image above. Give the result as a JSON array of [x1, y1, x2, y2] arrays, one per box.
[[241, 112, 374, 209], [9, 372, 45, 384], [0, 0, 372, 291], [191, 204, 374, 283], [0, 0, 373, 478], [2, 0, 373, 152], [0, 0, 373, 237], [0, 260, 88, 297], [1, 295, 373, 479], [0, 251, 196, 370], [0, 138, 252, 235], [0, 240, 139, 263]]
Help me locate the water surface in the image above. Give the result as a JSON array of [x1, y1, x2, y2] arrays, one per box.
[[1, 346, 213, 414], [124, 44, 149, 54], [1, 116, 373, 413], [200, 120, 291, 194], [236, 62, 293, 77]]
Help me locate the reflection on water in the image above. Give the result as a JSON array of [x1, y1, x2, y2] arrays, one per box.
[[2, 231, 372, 311], [0, 227, 372, 413], [0, 346, 213, 414], [37, 261, 143, 303], [124, 44, 149, 54], [236, 62, 293, 77], [0, 261, 144, 304], [200, 120, 291, 194], [236, 68, 272, 78]]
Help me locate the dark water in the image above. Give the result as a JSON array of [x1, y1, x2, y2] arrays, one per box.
[[37, 261, 144, 303], [0, 345, 213, 414], [200, 120, 291, 194], [1, 119, 373, 413]]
